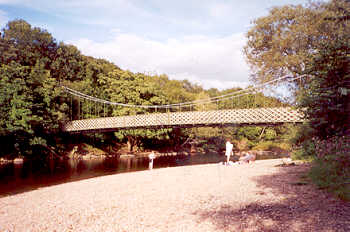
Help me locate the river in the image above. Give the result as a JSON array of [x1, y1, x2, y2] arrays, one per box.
[[0, 153, 227, 196], [0, 151, 286, 197]]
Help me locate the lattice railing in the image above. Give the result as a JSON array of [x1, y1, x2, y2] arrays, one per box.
[[62, 107, 304, 132]]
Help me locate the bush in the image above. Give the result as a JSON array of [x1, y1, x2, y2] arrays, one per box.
[[308, 136, 350, 201], [287, 123, 315, 146], [264, 128, 277, 140], [291, 139, 316, 161], [253, 141, 291, 152], [233, 138, 249, 151]]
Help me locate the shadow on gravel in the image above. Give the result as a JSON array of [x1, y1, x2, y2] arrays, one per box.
[[194, 164, 350, 232]]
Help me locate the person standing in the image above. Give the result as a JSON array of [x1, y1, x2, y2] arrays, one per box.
[[225, 139, 233, 165], [148, 151, 155, 170]]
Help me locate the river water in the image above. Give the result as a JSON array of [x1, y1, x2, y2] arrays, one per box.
[[0, 152, 285, 197], [0, 153, 227, 196]]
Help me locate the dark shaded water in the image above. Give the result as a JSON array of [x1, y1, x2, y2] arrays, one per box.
[[0, 153, 226, 197], [0, 152, 285, 197]]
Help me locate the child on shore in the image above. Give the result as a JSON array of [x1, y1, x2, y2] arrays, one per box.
[[239, 152, 256, 164]]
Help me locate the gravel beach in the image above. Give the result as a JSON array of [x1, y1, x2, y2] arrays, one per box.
[[0, 159, 349, 232]]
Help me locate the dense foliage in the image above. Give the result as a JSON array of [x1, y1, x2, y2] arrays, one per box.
[[300, 3, 349, 200], [0, 19, 293, 158], [245, 0, 350, 200], [309, 136, 350, 201], [0, 20, 72, 157], [300, 39, 350, 138], [244, 0, 350, 87]]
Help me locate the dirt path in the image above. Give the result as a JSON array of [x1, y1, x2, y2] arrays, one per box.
[[0, 159, 349, 232]]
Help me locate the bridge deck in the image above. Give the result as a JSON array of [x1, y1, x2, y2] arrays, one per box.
[[62, 107, 304, 132]]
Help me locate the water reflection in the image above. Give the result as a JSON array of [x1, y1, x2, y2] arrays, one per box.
[[0, 152, 280, 196], [0, 156, 149, 196]]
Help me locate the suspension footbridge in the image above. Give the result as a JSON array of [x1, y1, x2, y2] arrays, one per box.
[[63, 107, 303, 132], [62, 76, 305, 133]]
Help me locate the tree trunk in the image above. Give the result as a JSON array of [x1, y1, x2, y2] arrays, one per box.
[[259, 126, 267, 140]]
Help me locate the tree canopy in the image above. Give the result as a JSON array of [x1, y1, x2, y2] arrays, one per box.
[[0, 19, 295, 157], [245, 0, 350, 200], [244, 0, 350, 86]]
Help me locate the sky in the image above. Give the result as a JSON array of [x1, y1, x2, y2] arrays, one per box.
[[0, 0, 310, 90]]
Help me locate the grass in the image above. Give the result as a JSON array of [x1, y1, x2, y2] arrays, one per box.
[[293, 136, 350, 202]]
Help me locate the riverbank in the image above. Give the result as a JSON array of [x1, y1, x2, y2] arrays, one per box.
[[0, 159, 349, 232]]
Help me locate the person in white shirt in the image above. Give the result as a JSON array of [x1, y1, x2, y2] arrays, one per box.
[[225, 139, 233, 165], [148, 151, 155, 170]]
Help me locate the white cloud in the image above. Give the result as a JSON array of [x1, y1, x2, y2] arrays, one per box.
[[70, 33, 251, 90], [208, 2, 233, 19]]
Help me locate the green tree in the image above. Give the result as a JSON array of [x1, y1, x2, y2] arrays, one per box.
[[0, 63, 32, 135], [97, 70, 172, 151], [0, 20, 80, 156], [299, 38, 349, 138], [156, 75, 199, 110], [244, 1, 349, 86], [194, 91, 216, 111], [50, 42, 85, 82], [1, 20, 58, 68]]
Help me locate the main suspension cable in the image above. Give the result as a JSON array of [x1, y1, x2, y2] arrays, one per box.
[[62, 74, 307, 109]]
